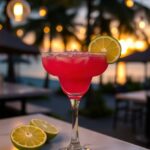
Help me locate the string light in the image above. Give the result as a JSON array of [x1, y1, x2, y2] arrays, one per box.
[[125, 0, 134, 8], [16, 29, 24, 37], [43, 26, 50, 33], [139, 20, 146, 29], [7, 0, 31, 22], [39, 7, 47, 17], [56, 25, 63, 32]]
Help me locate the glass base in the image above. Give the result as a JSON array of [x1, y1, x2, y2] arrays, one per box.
[[60, 140, 91, 150], [60, 146, 91, 150]]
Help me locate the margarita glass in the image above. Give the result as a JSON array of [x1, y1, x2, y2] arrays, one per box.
[[42, 51, 108, 150]]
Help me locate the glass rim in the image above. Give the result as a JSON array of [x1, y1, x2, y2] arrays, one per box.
[[41, 51, 106, 56]]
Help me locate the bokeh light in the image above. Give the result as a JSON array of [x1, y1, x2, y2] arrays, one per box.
[[0, 24, 3, 30], [135, 40, 147, 51], [43, 26, 50, 33], [56, 25, 63, 32], [138, 20, 146, 29], [6, 0, 31, 22], [119, 39, 128, 55], [125, 0, 134, 8], [117, 62, 126, 85], [111, 27, 118, 36], [16, 29, 24, 37], [66, 37, 81, 51], [42, 34, 50, 52], [23, 32, 36, 45], [51, 37, 65, 52], [39, 7, 47, 17]]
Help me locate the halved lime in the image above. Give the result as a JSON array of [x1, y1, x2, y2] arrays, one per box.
[[88, 35, 121, 63], [30, 119, 59, 140], [11, 125, 47, 150]]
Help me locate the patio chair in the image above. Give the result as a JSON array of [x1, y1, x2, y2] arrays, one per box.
[[113, 97, 144, 133]]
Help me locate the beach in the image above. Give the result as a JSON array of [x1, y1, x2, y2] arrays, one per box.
[[0, 55, 150, 85]]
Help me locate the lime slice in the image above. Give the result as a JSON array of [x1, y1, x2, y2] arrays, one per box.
[[11, 125, 47, 150], [30, 119, 59, 140], [88, 35, 121, 63]]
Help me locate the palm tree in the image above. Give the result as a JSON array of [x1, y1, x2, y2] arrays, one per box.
[[0, 0, 16, 82], [17, 0, 82, 87], [84, 0, 150, 108]]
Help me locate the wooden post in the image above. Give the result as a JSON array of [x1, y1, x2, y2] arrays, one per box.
[[5, 0, 16, 82], [146, 94, 150, 141]]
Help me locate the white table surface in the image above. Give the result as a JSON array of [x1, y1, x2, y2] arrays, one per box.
[[0, 82, 51, 100], [0, 114, 148, 150], [115, 91, 148, 103]]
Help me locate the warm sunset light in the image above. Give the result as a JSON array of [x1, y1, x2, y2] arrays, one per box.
[[125, 0, 134, 8], [66, 38, 81, 51], [79, 27, 86, 35], [56, 25, 63, 32], [135, 40, 147, 51], [77, 26, 86, 40], [119, 36, 147, 56], [139, 20, 146, 29], [0, 24, 3, 30], [16, 29, 24, 37], [117, 62, 126, 85], [126, 38, 135, 49], [119, 39, 128, 55], [43, 26, 50, 33], [51, 37, 65, 52], [23, 32, 36, 45], [111, 27, 118, 35], [39, 7, 47, 17], [13, 2, 23, 21], [42, 34, 50, 51]]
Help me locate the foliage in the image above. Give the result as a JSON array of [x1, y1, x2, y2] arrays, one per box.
[[80, 90, 112, 119], [143, 77, 150, 90], [99, 77, 144, 94], [55, 87, 66, 96], [115, 77, 143, 93], [91, 0, 150, 39], [100, 82, 116, 94], [125, 77, 143, 91], [16, 0, 82, 47]]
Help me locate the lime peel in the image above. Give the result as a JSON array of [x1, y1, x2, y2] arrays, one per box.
[[30, 119, 59, 140], [88, 35, 121, 63]]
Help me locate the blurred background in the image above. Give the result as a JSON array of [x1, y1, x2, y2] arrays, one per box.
[[0, 0, 150, 148], [0, 0, 150, 85]]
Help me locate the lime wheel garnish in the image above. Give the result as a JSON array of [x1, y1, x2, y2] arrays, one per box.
[[88, 35, 121, 63]]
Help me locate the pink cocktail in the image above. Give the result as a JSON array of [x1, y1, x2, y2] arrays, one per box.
[[42, 52, 108, 99], [42, 51, 108, 150]]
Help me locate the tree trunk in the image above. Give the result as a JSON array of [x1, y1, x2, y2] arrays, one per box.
[[43, 73, 49, 88], [43, 32, 52, 88], [85, 0, 92, 46], [5, 0, 16, 82], [63, 34, 67, 51]]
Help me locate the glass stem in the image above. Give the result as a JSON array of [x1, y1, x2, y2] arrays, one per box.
[[69, 99, 81, 149]]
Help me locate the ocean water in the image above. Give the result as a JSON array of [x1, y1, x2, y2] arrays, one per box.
[[0, 55, 150, 86]]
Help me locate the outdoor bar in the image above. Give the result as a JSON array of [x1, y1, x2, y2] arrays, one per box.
[[0, 0, 150, 150]]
